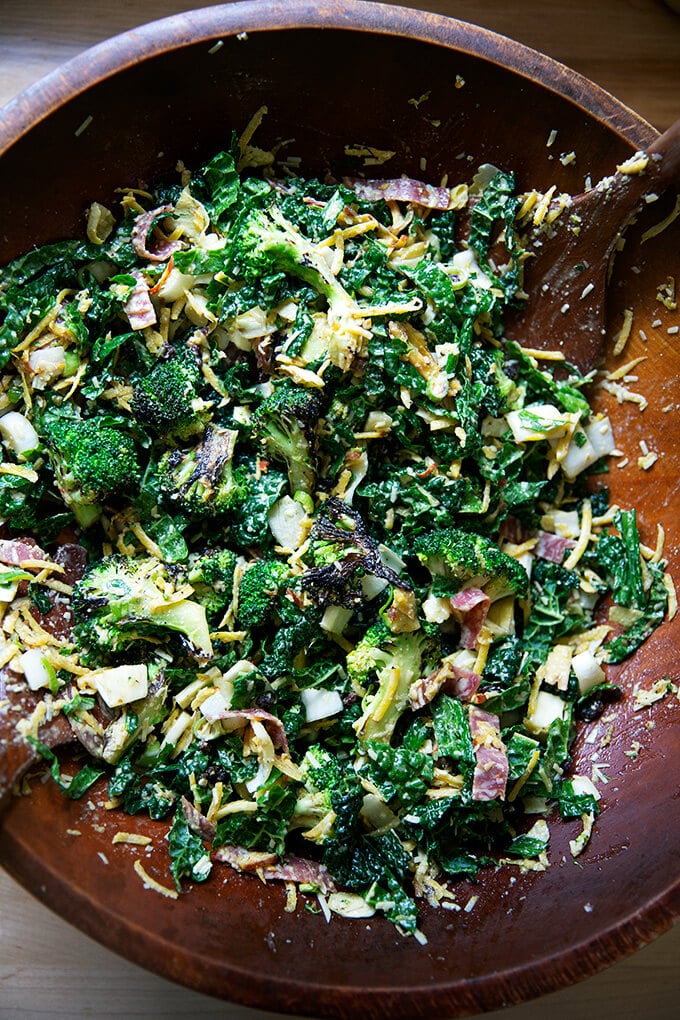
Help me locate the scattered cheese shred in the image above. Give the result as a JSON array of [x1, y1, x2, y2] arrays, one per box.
[[569, 812, 595, 857], [112, 832, 152, 846], [642, 194, 680, 243], [663, 573, 678, 620], [612, 308, 634, 356], [133, 859, 178, 899], [563, 499, 592, 571]]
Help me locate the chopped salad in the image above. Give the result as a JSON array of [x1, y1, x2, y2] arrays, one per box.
[[0, 125, 672, 936]]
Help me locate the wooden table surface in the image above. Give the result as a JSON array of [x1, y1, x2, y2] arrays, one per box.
[[0, 2, 679, 1018]]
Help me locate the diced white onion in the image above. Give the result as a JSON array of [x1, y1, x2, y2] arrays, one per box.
[[199, 690, 232, 722], [342, 450, 369, 504], [506, 403, 570, 443], [157, 267, 195, 303], [571, 649, 606, 694], [301, 687, 343, 722], [361, 574, 390, 600], [86, 664, 148, 708], [19, 648, 54, 691], [0, 412, 40, 457], [222, 660, 257, 684], [28, 346, 65, 389], [320, 606, 353, 635], [0, 578, 18, 603], [268, 495, 309, 550], [378, 544, 406, 574], [525, 690, 567, 736], [422, 593, 452, 624], [560, 416, 616, 479], [571, 775, 601, 801], [585, 416, 616, 458]]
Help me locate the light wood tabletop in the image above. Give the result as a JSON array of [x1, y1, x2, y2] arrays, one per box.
[[1, 2, 679, 1019]]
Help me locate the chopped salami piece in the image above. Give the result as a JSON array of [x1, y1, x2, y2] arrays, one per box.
[[260, 855, 336, 894], [446, 665, 481, 701], [0, 537, 47, 566], [450, 588, 490, 649], [213, 844, 278, 872], [181, 796, 216, 842], [499, 516, 531, 544], [53, 543, 88, 585], [131, 205, 182, 262], [409, 660, 481, 709], [213, 847, 334, 893], [124, 270, 157, 330], [535, 531, 574, 563], [469, 707, 509, 802], [345, 176, 455, 210]]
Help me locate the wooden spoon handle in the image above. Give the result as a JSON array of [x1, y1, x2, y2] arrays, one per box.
[[647, 114, 680, 187]]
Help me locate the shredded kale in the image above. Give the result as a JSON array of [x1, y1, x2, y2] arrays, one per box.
[[0, 141, 669, 938]]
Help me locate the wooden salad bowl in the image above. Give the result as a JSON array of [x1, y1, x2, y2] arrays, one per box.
[[0, 2, 679, 1016]]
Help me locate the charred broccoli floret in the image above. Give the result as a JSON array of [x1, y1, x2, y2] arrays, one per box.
[[72, 554, 212, 662], [131, 342, 211, 441], [41, 412, 141, 528], [302, 497, 410, 609], [346, 621, 441, 743], [237, 558, 293, 629], [187, 548, 237, 620], [235, 205, 352, 304], [158, 425, 247, 517], [251, 380, 322, 495], [414, 528, 528, 602]]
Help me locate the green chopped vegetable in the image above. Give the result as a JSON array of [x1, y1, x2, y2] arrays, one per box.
[[0, 134, 671, 939]]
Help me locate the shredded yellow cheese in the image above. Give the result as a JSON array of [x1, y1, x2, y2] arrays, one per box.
[[133, 859, 178, 899], [112, 832, 152, 846], [563, 498, 592, 571], [612, 308, 634, 357]]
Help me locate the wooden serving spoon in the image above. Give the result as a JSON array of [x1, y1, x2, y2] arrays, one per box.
[[503, 115, 680, 373]]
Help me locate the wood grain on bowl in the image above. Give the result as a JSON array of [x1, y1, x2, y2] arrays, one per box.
[[0, 3, 679, 1019]]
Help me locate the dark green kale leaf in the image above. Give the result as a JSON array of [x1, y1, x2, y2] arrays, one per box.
[[359, 741, 434, 812], [596, 508, 645, 609], [27, 738, 105, 799], [168, 810, 212, 889], [432, 695, 475, 765], [605, 561, 668, 664], [229, 465, 288, 548], [556, 778, 600, 819]]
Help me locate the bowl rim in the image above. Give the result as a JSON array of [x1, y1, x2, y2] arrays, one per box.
[[0, 2, 675, 1017], [0, 0, 658, 158]]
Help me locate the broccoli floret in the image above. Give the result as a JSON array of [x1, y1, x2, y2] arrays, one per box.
[[158, 425, 247, 517], [41, 413, 141, 529], [251, 380, 322, 495], [292, 744, 363, 841], [131, 343, 211, 441], [237, 558, 292, 628], [414, 528, 528, 602], [234, 205, 367, 372], [72, 554, 212, 662], [302, 497, 410, 609], [236, 205, 350, 304], [346, 621, 441, 743], [186, 548, 236, 620]]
